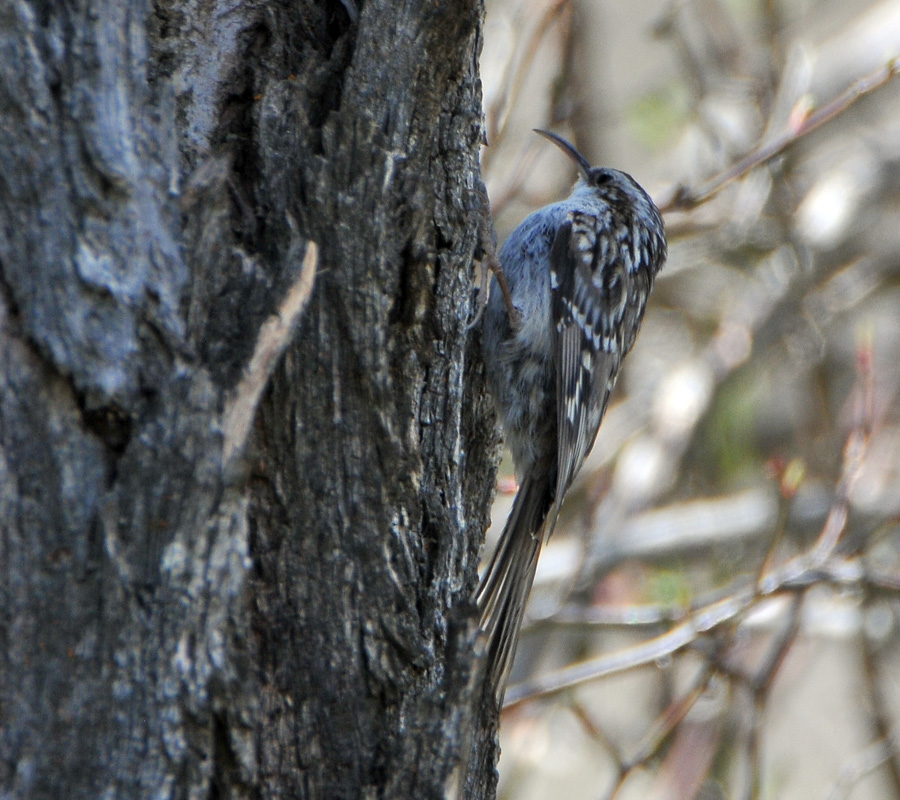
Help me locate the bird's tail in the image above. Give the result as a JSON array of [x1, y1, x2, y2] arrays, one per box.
[[476, 470, 555, 705]]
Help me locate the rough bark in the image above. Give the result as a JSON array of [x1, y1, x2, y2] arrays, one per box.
[[0, 1, 500, 798]]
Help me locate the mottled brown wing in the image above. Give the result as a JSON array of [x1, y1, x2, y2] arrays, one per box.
[[549, 211, 626, 531]]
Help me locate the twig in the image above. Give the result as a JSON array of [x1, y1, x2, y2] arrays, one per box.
[[503, 553, 858, 708], [757, 459, 803, 584], [864, 567, 900, 594], [822, 736, 896, 800], [504, 586, 751, 707], [483, 0, 572, 163], [604, 664, 717, 800], [744, 593, 805, 800], [484, 142, 544, 220], [568, 698, 630, 793], [752, 595, 803, 696], [222, 240, 317, 467], [622, 664, 714, 772], [860, 591, 900, 795], [505, 362, 874, 708], [809, 330, 875, 563], [471, 182, 520, 328], [489, 251, 520, 327], [659, 59, 900, 213], [534, 600, 690, 629]]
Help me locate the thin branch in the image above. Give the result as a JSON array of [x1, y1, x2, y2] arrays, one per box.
[[222, 240, 317, 468], [622, 664, 715, 772], [751, 592, 804, 696], [568, 699, 627, 788], [744, 593, 805, 800], [505, 356, 874, 708], [484, 142, 544, 219], [809, 330, 875, 563], [659, 59, 900, 213], [864, 568, 900, 595], [604, 664, 717, 800], [483, 0, 572, 163], [756, 459, 802, 584], [504, 553, 866, 707], [860, 594, 900, 795], [472, 180, 520, 328], [478, 242, 520, 329], [504, 587, 750, 707], [822, 736, 897, 800], [535, 600, 690, 629]]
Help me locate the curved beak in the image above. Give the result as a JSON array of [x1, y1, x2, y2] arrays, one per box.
[[533, 129, 592, 182]]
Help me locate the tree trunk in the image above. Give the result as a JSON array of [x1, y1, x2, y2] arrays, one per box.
[[0, 1, 500, 797]]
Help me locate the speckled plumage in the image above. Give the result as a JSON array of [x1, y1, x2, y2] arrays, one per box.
[[478, 132, 667, 704]]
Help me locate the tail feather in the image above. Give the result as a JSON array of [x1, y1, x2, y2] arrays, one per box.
[[476, 470, 555, 704]]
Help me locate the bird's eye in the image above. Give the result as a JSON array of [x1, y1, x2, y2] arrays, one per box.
[[591, 170, 614, 187]]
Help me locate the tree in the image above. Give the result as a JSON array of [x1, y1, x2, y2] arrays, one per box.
[[0, 1, 501, 797]]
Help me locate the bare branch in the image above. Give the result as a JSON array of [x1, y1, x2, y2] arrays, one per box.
[[222, 240, 318, 468], [483, 0, 572, 162], [822, 736, 897, 800], [808, 331, 876, 564], [860, 594, 900, 795], [505, 324, 880, 709], [659, 59, 900, 214]]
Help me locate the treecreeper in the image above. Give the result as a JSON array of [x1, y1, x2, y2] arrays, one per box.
[[478, 130, 668, 705]]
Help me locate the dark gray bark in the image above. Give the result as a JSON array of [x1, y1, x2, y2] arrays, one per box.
[[0, 1, 500, 798]]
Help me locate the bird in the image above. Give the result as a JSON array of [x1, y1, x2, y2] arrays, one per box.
[[478, 129, 667, 705]]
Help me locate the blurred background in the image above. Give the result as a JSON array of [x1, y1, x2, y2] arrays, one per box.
[[479, 0, 900, 797]]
